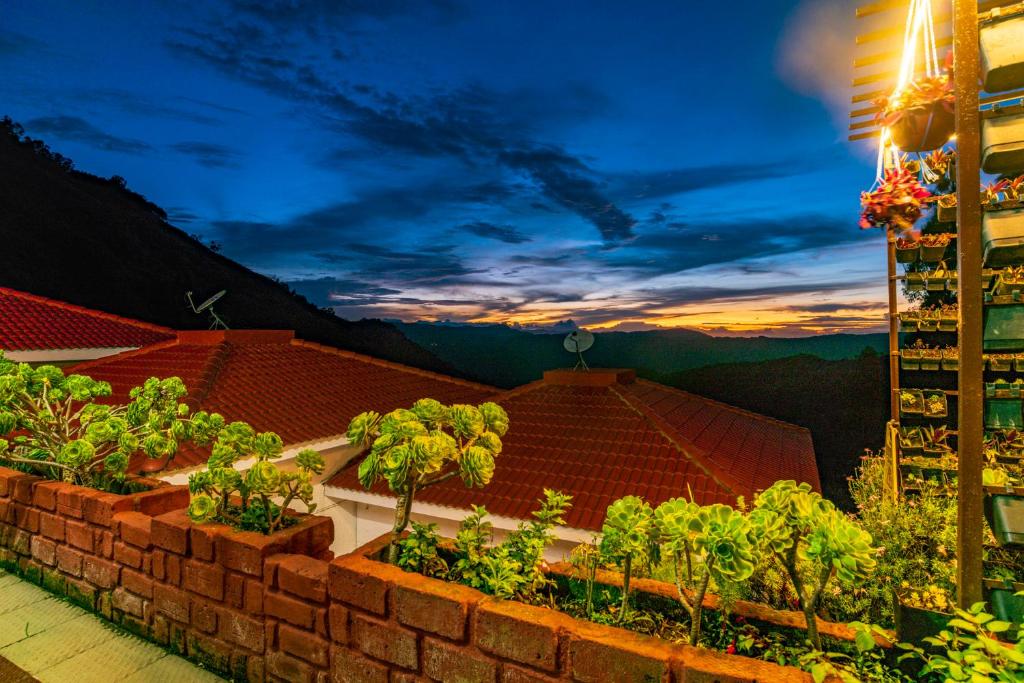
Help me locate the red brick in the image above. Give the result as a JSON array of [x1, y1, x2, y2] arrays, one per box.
[[190, 522, 226, 561], [55, 545, 84, 577], [570, 631, 673, 683], [56, 486, 85, 519], [153, 583, 190, 623], [83, 493, 132, 527], [192, 599, 219, 634], [315, 607, 328, 639], [277, 554, 328, 602], [350, 613, 418, 670], [151, 550, 166, 581], [394, 577, 475, 641], [279, 622, 328, 667], [424, 638, 496, 682], [39, 512, 65, 541], [217, 531, 280, 577], [328, 561, 388, 615], [151, 509, 190, 554], [111, 587, 145, 619], [501, 665, 565, 683], [245, 578, 264, 614], [30, 536, 56, 566], [65, 519, 94, 552], [474, 600, 565, 672], [265, 590, 316, 629], [114, 541, 143, 569], [328, 605, 348, 644], [14, 504, 39, 532], [219, 609, 265, 652], [122, 567, 154, 599], [11, 476, 35, 504], [0, 467, 33, 498], [267, 651, 315, 683], [226, 572, 244, 608], [166, 553, 182, 585], [115, 511, 152, 549], [32, 481, 66, 511], [10, 528, 30, 555], [184, 559, 224, 600], [330, 646, 388, 683], [0, 499, 12, 524], [83, 556, 119, 589], [133, 485, 189, 517], [98, 530, 114, 558]]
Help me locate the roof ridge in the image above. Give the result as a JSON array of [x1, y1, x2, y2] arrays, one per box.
[[288, 339, 499, 395], [188, 341, 231, 407], [632, 379, 810, 435], [608, 384, 749, 501], [488, 379, 548, 403], [0, 286, 175, 336], [69, 337, 183, 373]]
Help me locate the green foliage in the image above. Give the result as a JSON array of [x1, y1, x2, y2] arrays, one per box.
[[750, 480, 877, 650], [451, 505, 493, 589], [397, 522, 448, 576], [898, 601, 1024, 681], [600, 495, 656, 623], [347, 398, 509, 563], [0, 352, 221, 490], [187, 421, 324, 534]]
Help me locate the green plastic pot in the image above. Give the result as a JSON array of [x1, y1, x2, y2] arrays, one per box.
[[936, 200, 957, 223], [982, 109, 1024, 176], [926, 277, 947, 292], [907, 273, 926, 292], [918, 319, 939, 333], [985, 398, 1023, 429], [937, 317, 957, 332], [983, 208, 1024, 267], [895, 596, 952, 645], [920, 244, 948, 263], [987, 584, 1024, 626], [981, 13, 1024, 93], [901, 353, 921, 371], [896, 246, 919, 264], [984, 493, 1024, 547], [942, 357, 959, 372], [984, 305, 1024, 351]]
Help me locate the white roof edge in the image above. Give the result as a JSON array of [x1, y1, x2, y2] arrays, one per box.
[[321, 484, 596, 543], [5, 347, 139, 362]]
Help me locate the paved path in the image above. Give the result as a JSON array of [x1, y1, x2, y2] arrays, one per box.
[[0, 569, 224, 682]]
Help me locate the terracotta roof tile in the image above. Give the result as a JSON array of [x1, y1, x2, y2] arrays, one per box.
[[0, 287, 174, 351], [327, 368, 819, 531]]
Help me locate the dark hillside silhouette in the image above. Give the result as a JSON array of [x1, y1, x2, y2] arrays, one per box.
[[0, 118, 449, 372]]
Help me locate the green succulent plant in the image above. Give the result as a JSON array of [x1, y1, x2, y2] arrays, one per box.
[[187, 421, 325, 534], [751, 480, 877, 650], [347, 398, 509, 563], [0, 351, 222, 490], [655, 499, 757, 644], [600, 495, 656, 623]]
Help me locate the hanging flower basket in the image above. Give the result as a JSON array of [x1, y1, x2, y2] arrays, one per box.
[[981, 12, 1024, 94], [860, 168, 932, 232], [896, 237, 920, 263], [936, 194, 957, 223], [983, 106, 1024, 176], [876, 69, 955, 153]]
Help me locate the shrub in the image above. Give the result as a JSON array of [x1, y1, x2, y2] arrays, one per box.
[[347, 398, 509, 563], [600, 495, 656, 623], [186, 422, 324, 534], [0, 352, 221, 490]]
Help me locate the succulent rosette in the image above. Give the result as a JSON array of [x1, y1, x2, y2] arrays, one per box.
[[187, 494, 218, 523]]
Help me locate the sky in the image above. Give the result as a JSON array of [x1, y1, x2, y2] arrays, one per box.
[[1, 0, 892, 336]]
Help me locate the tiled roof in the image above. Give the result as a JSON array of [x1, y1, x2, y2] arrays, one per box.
[[326, 368, 819, 532], [71, 330, 497, 472], [0, 287, 174, 352]]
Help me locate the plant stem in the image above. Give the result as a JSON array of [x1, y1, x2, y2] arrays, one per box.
[[388, 484, 416, 564], [803, 565, 833, 651], [689, 561, 713, 645], [618, 554, 632, 623]]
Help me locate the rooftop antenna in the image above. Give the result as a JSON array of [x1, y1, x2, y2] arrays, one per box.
[[563, 329, 594, 371], [186, 290, 229, 330]]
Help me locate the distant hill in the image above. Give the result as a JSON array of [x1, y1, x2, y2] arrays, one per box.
[[670, 353, 889, 508], [0, 118, 449, 372], [397, 321, 888, 388]]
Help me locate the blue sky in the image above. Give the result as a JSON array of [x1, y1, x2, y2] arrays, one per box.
[[2, 0, 890, 335]]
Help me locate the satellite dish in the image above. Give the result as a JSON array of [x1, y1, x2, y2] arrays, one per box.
[[186, 290, 229, 330], [563, 329, 594, 371]]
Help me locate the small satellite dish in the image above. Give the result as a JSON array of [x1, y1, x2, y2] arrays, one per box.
[[563, 329, 594, 371], [186, 290, 229, 330]]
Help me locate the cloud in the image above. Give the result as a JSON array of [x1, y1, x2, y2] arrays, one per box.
[[170, 141, 242, 168], [79, 88, 225, 126], [284, 276, 402, 306], [166, 207, 201, 223], [0, 30, 42, 57], [607, 162, 804, 201], [24, 116, 152, 154], [456, 221, 531, 244]]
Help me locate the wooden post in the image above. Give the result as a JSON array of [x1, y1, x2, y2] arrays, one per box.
[[953, 0, 983, 610], [887, 232, 900, 422]]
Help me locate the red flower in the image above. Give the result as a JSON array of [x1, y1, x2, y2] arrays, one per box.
[[860, 167, 932, 231], [726, 642, 737, 655]]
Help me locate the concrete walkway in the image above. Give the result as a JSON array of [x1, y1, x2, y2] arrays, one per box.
[[0, 569, 224, 682]]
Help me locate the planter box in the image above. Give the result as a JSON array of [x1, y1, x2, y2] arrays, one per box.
[[896, 245, 920, 263], [983, 108, 1024, 176], [901, 350, 922, 371], [920, 243, 949, 263], [985, 305, 1024, 351], [937, 316, 958, 333], [925, 276, 947, 292], [894, 593, 951, 645], [900, 390, 925, 415], [906, 273, 925, 292], [898, 314, 920, 332], [936, 196, 957, 223], [917, 318, 939, 333], [985, 492, 1024, 547], [982, 13, 1024, 93], [983, 208, 1024, 267], [986, 398, 1024, 430], [942, 355, 959, 372], [899, 461, 923, 482], [923, 391, 948, 418], [989, 355, 1016, 372], [331, 534, 885, 683], [919, 354, 942, 372]]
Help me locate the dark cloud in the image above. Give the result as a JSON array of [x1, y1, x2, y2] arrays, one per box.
[[80, 88, 225, 126], [170, 141, 242, 168], [456, 221, 531, 244], [317, 243, 483, 285], [285, 276, 402, 306], [0, 30, 41, 57], [782, 301, 882, 313], [24, 116, 151, 154], [166, 207, 201, 224], [607, 162, 802, 201]]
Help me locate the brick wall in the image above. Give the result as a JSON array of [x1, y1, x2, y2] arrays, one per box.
[[0, 466, 814, 682]]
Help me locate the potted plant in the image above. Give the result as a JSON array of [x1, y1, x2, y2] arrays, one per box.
[[894, 584, 952, 645], [926, 264, 951, 292], [346, 399, 509, 564], [920, 233, 953, 263], [902, 339, 926, 370], [898, 426, 924, 458], [923, 391, 948, 418], [989, 353, 1016, 372], [915, 307, 938, 333], [937, 304, 958, 332], [906, 270, 926, 292], [874, 56, 955, 152], [921, 425, 952, 458], [899, 309, 921, 332], [900, 389, 926, 415], [982, 177, 1024, 266], [941, 346, 959, 371], [983, 466, 1024, 547], [860, 167, 932, 232], [895, 235, 920, 263], [936, 194, 957, 223], [923, 148, 955, 186], [920, 345, 943, 371]]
